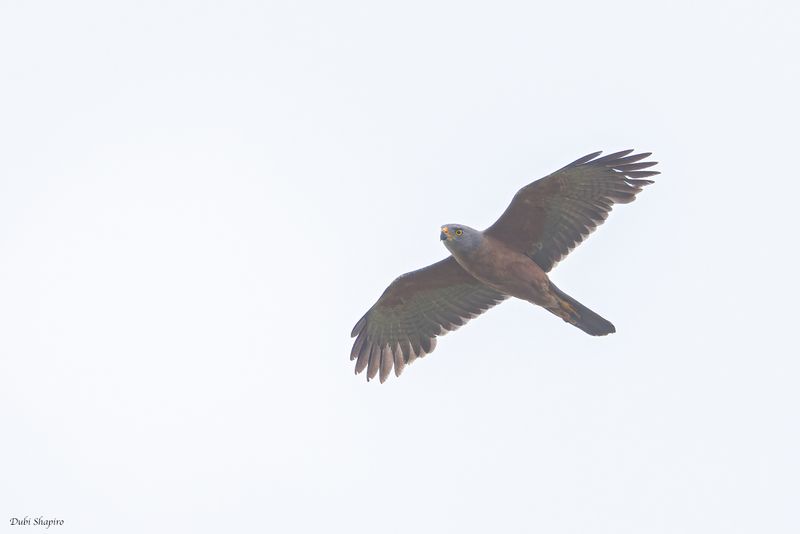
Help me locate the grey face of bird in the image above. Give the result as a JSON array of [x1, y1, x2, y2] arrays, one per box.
[[440, 224, 482, 255]]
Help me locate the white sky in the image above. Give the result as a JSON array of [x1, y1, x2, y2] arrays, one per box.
[[1, 1, 799, 532]]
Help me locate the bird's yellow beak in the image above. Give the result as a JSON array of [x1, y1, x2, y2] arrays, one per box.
[[440, 226, 450, 241]]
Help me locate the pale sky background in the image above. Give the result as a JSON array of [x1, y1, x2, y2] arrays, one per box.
[[1, 1, 799, 533]]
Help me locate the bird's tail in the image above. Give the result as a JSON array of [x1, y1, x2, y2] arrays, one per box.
[[548, 283, 616, 336]]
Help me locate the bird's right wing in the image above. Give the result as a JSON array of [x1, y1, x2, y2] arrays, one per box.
[[350, 257, 507, 383]]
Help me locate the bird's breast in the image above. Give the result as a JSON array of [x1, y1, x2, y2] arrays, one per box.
[[452, 237, 548, 299]]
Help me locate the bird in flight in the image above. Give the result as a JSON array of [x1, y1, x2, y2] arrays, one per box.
[[350, 150, 659, 382]]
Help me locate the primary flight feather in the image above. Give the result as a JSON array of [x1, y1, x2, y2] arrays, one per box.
[[351, 150, 659, 382]]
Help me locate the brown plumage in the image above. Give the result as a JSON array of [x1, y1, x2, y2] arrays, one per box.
[[351, 150, 659, 382]]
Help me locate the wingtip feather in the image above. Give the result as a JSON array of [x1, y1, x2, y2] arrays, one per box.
[[350, 314, 367, 337]]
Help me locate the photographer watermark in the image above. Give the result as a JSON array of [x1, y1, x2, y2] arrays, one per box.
[[9, 516, 64, 529]]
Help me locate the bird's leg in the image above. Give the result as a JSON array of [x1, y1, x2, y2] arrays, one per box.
[[549, 294, 581, 325], [559, 298, 579, 317]]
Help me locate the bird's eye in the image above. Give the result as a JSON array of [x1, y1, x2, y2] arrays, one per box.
[[455, 229, 463, 236]]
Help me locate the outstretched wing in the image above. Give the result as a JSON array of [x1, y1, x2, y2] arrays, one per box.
[[350, 257, 507, 383], [485, 150, 659, 272]]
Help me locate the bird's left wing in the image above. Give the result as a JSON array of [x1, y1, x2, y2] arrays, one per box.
[[350, 257, 507, 382], [484, 150, 659, 272]]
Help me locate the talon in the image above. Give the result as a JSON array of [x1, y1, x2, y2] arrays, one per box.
[[560, 299, 579, 318]]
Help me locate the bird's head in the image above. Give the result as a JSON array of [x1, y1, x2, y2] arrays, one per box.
[[440, 224, 482, 255]]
